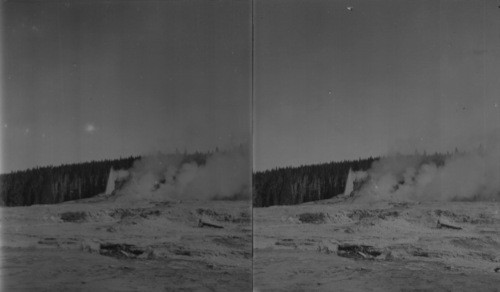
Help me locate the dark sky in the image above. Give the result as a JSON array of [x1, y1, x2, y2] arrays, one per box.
[[1, 0, 251, 173], [254, 0, 500, 171]]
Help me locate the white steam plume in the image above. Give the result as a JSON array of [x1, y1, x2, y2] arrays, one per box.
[[112, 146, 250, 202], [353, 136, 500, 202]]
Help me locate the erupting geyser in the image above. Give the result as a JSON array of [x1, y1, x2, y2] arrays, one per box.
[[105, 168, 118, 195], [107, 147, 250, 201], [343, 168, 355, 196], [351, 140, 500, 202]]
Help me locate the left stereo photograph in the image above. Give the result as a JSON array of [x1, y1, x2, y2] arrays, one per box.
[[0, 0, 252, 291]]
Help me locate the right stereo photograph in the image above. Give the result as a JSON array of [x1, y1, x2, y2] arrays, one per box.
[[252, 0, 500, 291]]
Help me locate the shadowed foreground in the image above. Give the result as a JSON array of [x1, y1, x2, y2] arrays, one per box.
[[254, 197, 500, 291], [1, 197, 251, 291]]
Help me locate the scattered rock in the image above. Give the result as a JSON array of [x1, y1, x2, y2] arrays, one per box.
[[38, 238, 59, 246], [412, 250, 430, 257], [196, 208, 233, 222], [347, 209, 399, 220], [81, 239, 101, 253], [282, 216, 301, 224], [298, 212, 328, 224], [153, 201, 173, 207], [495, 267, 500, 273], [120, 266, 134, 271], [175, 249, 192, 256], [275, 239, 297, 248], [106, 226, 117, 233], [344, 228, 354, 233], [110, 208, 161, 220], [377, 251, 393, 261], [327, 212, 353, 224], [60, 211, 87, 223], [388, 202, 411, 208], [141, 210, 161, 218], [198, 219, 223, 229], [137, 247, 157, 259], [213, 236, 246, 248], [434, 209, 490, 224], [317, 240, 338, 254], [110, 209, 135, 219], [231, 211, 251, 223]]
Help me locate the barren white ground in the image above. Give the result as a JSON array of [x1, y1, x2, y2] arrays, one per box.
[[1, 196, 251, 291], [254, 196, 500, 291]]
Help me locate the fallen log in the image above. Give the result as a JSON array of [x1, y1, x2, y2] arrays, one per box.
[[337, 244, 382, 259], [437, 220, 462, 230], [99, 243, 146, 258], [357, 251, 369, 259], [198, 219, 223, 229], [120, 250, 134, 258]]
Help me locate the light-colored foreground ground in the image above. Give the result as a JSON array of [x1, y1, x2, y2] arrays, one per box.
[[0, 196, 251, 291], [254, 197, 500, 291]]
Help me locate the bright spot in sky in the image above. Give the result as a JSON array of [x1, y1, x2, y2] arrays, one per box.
[[85, 123, 96, 133]]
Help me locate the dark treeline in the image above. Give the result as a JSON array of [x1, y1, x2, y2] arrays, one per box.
[[0, 157, 138, 206], [253, 150, 461, 207], [253, 157, 377, 207], [0, 148, 227, 207]]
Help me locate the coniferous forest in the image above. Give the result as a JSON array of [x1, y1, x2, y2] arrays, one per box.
[[0, 150, 219, 207], [253, 157, 377, 207], [0, 157, 138, 206]]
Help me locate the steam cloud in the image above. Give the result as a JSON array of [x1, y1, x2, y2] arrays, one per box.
[[352, 137, 500, 202], [111, 146, 250, 201]]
